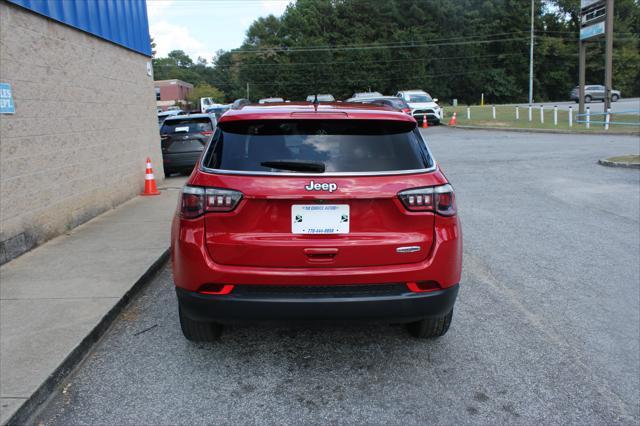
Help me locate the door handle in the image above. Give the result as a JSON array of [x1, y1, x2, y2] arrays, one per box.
[[304, 248, 338, 262]]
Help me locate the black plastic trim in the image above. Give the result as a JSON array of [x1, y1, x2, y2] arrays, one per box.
[[176, 283, 459, 324]]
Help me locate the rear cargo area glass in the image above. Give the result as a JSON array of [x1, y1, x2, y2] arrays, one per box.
[[162, 118, 212, 134], [205, 120, 431, 173]]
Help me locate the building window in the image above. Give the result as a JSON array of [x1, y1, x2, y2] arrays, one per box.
[[155, 87, 161, 101]]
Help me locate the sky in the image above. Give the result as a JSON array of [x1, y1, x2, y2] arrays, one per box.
[[147, 0, 290, 61]]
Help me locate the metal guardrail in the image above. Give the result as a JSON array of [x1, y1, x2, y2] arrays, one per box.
[[576, 109, 640, 126]]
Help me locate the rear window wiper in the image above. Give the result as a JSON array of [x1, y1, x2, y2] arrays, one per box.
[[260, 160, 326, 173]]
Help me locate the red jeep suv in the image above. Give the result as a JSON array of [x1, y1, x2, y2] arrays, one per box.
[[171, 102, 462, 341]]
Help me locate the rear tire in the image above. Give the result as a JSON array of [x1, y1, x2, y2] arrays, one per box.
[[584, 95, 592, 103], [406, 309, 453, 338], [611, 94, 619, 102], [179, 307, 223, 342]]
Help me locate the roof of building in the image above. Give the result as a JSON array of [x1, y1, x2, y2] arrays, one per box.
[[7, 0, 151, 56], [154, 80, 195, 88]]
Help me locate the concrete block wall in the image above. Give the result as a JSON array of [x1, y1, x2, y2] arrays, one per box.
[[0, 1, 164, 264]]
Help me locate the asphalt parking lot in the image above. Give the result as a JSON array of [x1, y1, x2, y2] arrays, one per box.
[[36, 127, 639, 425]]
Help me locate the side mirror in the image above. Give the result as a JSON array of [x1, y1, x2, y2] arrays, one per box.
[[433, 98, 439, 103]]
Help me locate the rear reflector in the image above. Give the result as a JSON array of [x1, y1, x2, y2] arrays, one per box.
[[198, 284, 234, 295], [406, 281, 441, 292]]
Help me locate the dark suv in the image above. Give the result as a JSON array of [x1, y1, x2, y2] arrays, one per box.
[[160, 114, 217, 176]]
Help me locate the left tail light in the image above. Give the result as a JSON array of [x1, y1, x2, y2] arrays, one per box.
[[180, 185, 243, 218], [398, 184, 456, 216]]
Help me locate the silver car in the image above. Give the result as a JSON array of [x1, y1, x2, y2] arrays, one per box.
[[570, 85, 621, 103]]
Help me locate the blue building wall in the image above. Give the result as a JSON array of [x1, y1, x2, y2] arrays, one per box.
[[6, 0, 152, 56]]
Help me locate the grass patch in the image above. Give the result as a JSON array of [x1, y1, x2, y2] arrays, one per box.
[[444, 105, 640, 134]]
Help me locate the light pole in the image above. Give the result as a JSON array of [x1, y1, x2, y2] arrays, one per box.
[[529, 0, 535, 105]]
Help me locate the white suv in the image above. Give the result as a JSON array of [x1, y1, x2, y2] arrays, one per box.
[[396, 90, 442, 125]]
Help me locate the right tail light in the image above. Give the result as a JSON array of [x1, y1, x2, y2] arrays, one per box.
[[398, 184, 456, 216], [180, 186, 243, 218]]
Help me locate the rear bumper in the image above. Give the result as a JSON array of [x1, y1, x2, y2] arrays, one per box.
[[177, 283, 459, 323], [171, 214, 462, 290], [162, 152, 201, 171]]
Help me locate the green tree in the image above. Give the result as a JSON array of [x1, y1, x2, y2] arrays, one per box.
[[186, 84, 225, 106], [151, 0, 640, 103]]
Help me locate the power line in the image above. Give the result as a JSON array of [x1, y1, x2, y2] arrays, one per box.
[[153, 52, 526, 70], [228, 36, 532, 54], [180, 67, 519, 88]]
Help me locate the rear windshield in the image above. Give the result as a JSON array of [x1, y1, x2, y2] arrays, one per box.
[[367, 99, 408, 109], [161, 118, 212, 134], [408, 94, 432, 103], [203, 120, 432, 173]]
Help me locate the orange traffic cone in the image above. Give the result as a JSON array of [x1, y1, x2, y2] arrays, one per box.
[[448, 112, 457, 126], [422, 116, 428, 129], [141, 157, 160, 196]]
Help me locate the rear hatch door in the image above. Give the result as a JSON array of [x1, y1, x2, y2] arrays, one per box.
[[196, 118, 443, 268]]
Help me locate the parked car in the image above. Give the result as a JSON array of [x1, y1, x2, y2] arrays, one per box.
[[351, 91, 383, 99], [171, 102, 462, 341], [231, 98, 250, 109], [205, 104, 231, 120], [346, 95, 412, 115], [160, 114, 217, 177], [306, 94, 336, 102], [258, 97, 285, 104], [396, 90, 442, 125], [157, 110, 181, 126], [570, 85, 621, 103]]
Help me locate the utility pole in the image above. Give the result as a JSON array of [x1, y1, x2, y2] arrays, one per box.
[[579, 42, 586, 114], [528, 0, 534, 105], [246, 82, 250, 101], [604, 0, 614, 111]]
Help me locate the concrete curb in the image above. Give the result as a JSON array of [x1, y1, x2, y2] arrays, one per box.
[[598, 159, 640, 169], [445, 124, 639, 136], [5, 249, 170, 426]]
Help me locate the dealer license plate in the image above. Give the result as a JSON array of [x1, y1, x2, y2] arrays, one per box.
[[291, 205, 350, 234]]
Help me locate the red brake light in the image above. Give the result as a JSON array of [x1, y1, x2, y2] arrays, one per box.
[[180, 186, 205, 219], [435, 190, 456, 216], [180, 186, 243, 218], [398, 184, 456, 216], [200, 131, 213, 136]]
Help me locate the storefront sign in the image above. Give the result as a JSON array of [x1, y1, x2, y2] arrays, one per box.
[[580, 21, 605, 40], [0, 83, 15, 114]]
